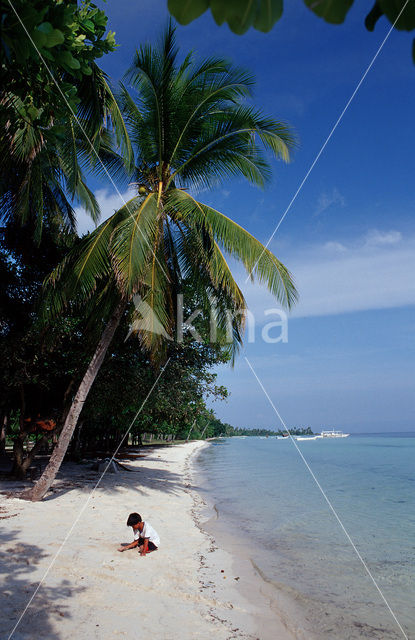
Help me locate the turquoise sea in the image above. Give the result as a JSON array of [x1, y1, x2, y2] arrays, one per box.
[[196, 433, 415, 639]]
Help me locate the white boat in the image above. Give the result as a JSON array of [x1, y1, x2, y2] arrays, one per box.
[[320, 429, 350, 438], [295, 435, 321, 441]]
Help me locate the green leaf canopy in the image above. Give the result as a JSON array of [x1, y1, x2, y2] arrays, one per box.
[[44, 24, 297, 360]]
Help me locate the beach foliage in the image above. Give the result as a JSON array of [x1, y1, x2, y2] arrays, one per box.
[[1, 0, 116, 125], [0, 223, 98, 477], [0, 249, 229, 470], [76, 301, 230, 454], [43, 22, 297, 359], [1, 0, 131, 243], [17, 23, 297, 500]]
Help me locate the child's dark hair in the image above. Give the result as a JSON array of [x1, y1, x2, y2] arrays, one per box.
[[127, 513, 142, 526]]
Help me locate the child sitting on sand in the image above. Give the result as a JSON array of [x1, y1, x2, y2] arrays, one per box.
[[118, 513, 160, 556]]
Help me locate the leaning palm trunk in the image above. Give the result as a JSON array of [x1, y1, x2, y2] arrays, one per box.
[[21, 298, 126, 502], [21, 25, 298, 501]]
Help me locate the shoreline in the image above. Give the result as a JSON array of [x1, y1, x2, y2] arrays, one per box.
[[190, 435, 415, 640], [188, 443, 308, 640], [0, 440, 296, 639]]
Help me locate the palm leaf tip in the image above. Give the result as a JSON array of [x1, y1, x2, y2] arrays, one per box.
[[165, 189, 297, 310]]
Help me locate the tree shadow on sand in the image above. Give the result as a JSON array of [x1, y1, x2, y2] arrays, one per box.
[[29, 456, 191, 501], [0, 529, 85, 639], [2, 444, 204, 502]]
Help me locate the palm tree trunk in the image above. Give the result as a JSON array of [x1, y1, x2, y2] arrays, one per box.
[[20, 298, 127, 502]]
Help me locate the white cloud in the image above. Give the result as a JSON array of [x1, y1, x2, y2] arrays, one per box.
[[315, 187, 346, 216], [75, 188, 136, 236], [241, 229, 415, 319], [364, 229, 402, 247], [74, 189, 415, 321], [323, 241, 347, 253]]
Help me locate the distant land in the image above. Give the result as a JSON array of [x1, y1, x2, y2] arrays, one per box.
[[222, 427, 315, 437]]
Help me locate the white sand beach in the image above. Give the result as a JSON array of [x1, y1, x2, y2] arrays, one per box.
[[0, 441, 299, 640]]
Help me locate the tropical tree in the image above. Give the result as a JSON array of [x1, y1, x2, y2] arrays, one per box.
[[0, 65, 131, 243], [0, 222, 93, 478], [1, 0, 116, 126], [1, 0, 132, 242], [74, 302, 230, 455], [21, 24, 297, 501]]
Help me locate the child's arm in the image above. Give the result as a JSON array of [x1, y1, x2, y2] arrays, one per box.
[[118, 540, 138, 552]]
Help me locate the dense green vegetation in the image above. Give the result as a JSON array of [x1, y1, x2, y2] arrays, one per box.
[[1, 0, 131, 243], [223, 426, 314, 437], [1, 0, 117, 125], [1, 11, 297, 499]]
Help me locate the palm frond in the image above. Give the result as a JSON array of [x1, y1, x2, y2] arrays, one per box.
[[73, 180, 100, 226], [41, 206, 127, 320], [170, 104, 296, 189], [76, 63, 133, 171], [36, 23, 298, 366], [167, 65, 256, 167], [124, 23, 179, 171], [109, 193, 161, 296], [103, 78, 134, 173], [129, 221, 172, 358], [166, 189, 298, 309], [169, 221, 246, 358]]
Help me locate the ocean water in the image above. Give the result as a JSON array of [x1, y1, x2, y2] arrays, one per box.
[[196, 433, 415, 640]]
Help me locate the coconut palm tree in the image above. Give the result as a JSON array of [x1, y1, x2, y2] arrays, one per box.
[[0, 63, 132, 242], [22, 24, 297, 501]]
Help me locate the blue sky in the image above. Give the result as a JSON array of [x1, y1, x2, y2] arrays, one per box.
[[81, 0, 415, 432]]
